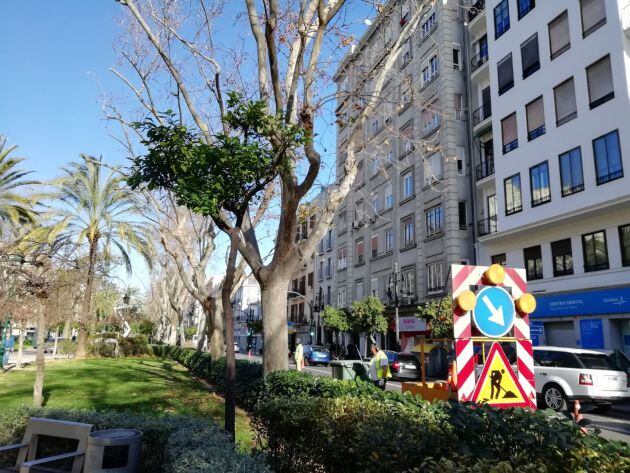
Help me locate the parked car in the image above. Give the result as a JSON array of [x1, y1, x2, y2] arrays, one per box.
[[303, 345, 331, 366], [234, 343, 240, 354], [532, 346, 630, 411], [383, 351, 422, 381]]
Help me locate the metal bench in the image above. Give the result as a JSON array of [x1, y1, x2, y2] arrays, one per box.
[[0, 417, 93, 473]]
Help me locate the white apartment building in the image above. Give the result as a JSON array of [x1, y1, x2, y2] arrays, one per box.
[[334, 0, 474, 350], [231, 275, 263, 353], [468, 0, 630, 354]]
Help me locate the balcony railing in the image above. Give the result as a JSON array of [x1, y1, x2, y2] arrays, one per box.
[[472, 102, 492, 126], [475, 160, 495, 181], [478, 216, 497, 237], [471, 50, 489, 72], [527, 125, 546, 141], [503, 139, 518, 154], [468, 0, 485, 22]]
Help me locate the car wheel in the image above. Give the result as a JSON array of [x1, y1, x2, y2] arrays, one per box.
[[542, 384, 566, 411]]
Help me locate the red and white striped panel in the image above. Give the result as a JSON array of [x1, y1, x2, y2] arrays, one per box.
[[455, 338, 476, 402], [451, 264, 486, 339], [516, 339, 537, 409]]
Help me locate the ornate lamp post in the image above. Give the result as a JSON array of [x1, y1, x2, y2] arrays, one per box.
[[386, 263, 411, 351]]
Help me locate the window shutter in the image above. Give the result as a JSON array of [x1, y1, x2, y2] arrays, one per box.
[[587, 55, 613, 103], [521, 34, 539, 72], [526, 97, 545, 132], [501, 113, 517, 144], [554, 78, 577, 119], [549, 11, 570, 55], [581, 0, 606, 32], [497, 55, 513, 91]]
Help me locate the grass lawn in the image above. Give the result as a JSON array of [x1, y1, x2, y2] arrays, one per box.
[[0, 357, 255, 449]]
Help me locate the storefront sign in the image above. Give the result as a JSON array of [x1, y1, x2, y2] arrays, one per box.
[[580, 319, 604, 349], [398, 316, 426, 332], [531, 287, 630, 318], [530, 321, 544, 346]]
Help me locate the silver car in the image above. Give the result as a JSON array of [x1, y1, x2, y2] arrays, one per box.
[[533, 346, 630, 411]]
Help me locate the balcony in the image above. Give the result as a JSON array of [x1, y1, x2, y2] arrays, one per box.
[[471, 50, 489, 73], [472, 102, 491, 127], [478, 216, 497, 237], [475, 160, 495, 181], [468, 0, 485, 22], [422, 117, 441, 137]]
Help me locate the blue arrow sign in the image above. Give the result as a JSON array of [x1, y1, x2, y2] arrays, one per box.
[[473, 286, 516, 338]]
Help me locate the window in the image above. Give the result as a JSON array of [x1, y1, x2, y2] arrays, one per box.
[[422, 56, 438, 86], [384, 184, 394, 208], [582, 230, 609, 271], [421, 12, 436, 38], [421, 101, 440, 134], [401, 41, 411, 66], [318, 261, 324, 280], [402, 266, 416, 295], [385, 228, 393, 252], [593, 130, 623, 184], [456, 146, 464, 175], [452, 48, 460, 70], [549, 11, 570, 60], [372, 118, 381, 136], [326, 257, 332, 278], [402, 169, 414, 199], [504, 174, 522, 215], [355, 239, 364, 265], [458, 201, 467, 230], [554, 77, 577, 126], [535, 351, 581, 369], [308, 272, 314, 287], [530, 161, 551, 206], [587, 55, 614, 109], [326, 229, 333, 250], [371, 157, 380, 176], [370, 278, 379, 298], [526, 96, 545, 141], [338, 211, 347, 233], [501, 113, 518, 154], [427, 262, 444, 293], [399, 122, 413, 156], [356, 280, 364, 301], [454, 93, 464, 120], [552, 239, 573, 276], [524, 245, 543, 280], [338, 247, 347, 270], [517, 0, 535, 20], [497, 54, 514, 95], [494, 0, 510, 39], [559, 147, 584, 196], [521, 33, 540, 79], [318, 239, 324, 254], [580, 0, 606, 38], [424, 153, 443, 185], [619, 225, 630, 267], [425, 205, 444, 237], [371, 235, 378, 258], [337, 289, 347, 308], [355, 161, 365, 187], [402, 215, 415, 246], [491, 253, 507, 266], [372, 194, 380, 214], [326, 286, 331, 305]]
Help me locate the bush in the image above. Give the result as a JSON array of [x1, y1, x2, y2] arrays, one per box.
[[118, 335, 149, 356], [0, 407, 268, 473]]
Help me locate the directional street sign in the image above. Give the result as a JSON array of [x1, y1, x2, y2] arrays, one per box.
[[472, 286, 515, 338], [471, 343, 530, 408]]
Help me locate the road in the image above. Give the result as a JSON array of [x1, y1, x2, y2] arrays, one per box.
[[236, 352, 630, 442]]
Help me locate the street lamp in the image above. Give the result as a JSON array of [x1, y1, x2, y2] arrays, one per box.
[[386, 263, 411, 350]]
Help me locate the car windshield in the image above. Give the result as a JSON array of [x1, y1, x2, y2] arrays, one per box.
[[577, 353, 616, 371], [312, 346, 329, 354]]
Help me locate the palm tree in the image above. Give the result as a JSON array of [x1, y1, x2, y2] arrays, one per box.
[[51, 156, 153, 357], [0, 136, 38, 233]]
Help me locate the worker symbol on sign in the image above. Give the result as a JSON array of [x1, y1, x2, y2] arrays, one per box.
[[472, 343, 529, 408]]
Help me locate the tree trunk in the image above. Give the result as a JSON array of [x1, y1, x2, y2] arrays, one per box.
[[62, 318, 72, 339], [221, 230, 239, 441], [261, 276, 290, 374], [76, 324, 88, 358], [52, 332, 59, 359], [33, 305, 46, 407], [208, 298, 225, 360], [80, 239, 98, 355], [168, 314, 178, 345], [16, 327, 24, 369], [196, 308, 207, 352]]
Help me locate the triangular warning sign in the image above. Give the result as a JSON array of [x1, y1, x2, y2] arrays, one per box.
[[471, 343, 529, 409]]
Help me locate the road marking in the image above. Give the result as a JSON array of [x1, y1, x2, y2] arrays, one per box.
[[482, 295, 505, 326]]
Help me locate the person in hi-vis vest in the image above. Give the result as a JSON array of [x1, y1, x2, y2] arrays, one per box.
[[368, 343, 391, 390]]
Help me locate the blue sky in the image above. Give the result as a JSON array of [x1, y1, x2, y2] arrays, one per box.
[[0, 0, 373, 291]]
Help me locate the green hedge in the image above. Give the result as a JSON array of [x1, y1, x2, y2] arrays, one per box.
[[151, 345, 630, 472], [0, 407, 268, 473]]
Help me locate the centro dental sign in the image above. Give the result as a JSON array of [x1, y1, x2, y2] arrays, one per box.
[[531, 286, 630, 318]]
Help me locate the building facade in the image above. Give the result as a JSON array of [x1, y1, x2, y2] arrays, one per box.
[[333, 0, 474, 351], [232, 275, 263, 353], [468, 0, 630, 354]]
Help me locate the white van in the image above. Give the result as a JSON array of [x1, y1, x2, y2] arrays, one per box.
[[533, 346, 630, 411]]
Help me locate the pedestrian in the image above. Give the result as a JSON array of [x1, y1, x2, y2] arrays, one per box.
[[295, 338, 304, 372], [2, 332, 12, 367], [368, 343, 391, 390]]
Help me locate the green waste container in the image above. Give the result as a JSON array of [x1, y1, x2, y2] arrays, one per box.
[[331, 360, 370, 381]]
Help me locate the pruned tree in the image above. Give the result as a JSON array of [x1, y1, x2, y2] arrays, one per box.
[[349, 296, 388, 342], [112, 0, 427, 373]]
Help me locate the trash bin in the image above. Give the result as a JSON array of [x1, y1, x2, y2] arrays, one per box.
[[85, 429, 143, 473], [331, 360, 369, 381]]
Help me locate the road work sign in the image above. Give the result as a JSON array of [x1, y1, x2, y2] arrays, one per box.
[[473, 286, 515, 338], [471, 343, 529, 408]]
